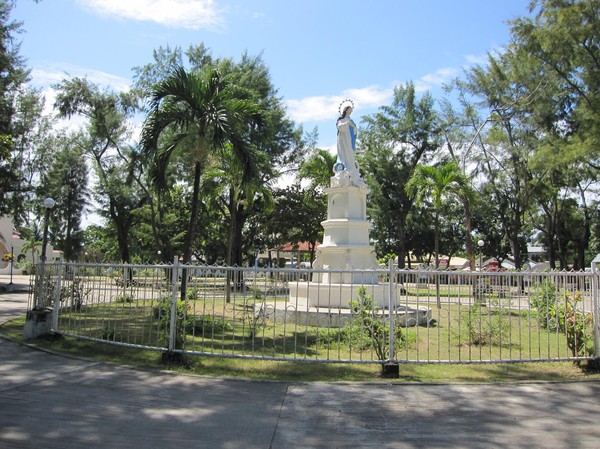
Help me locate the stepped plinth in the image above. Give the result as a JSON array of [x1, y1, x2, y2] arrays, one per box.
[[290, 178, 404, 309], [311, 184, 378, 290]]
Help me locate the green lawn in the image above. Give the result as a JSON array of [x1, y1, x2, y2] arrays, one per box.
[[45, 289, 584, 365], [1, 315, 598, 383]]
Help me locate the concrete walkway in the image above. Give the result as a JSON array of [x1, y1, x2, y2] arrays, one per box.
[[2, 275, 600, 448]]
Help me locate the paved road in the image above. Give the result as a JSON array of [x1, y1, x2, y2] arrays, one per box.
[[2, 275, 600, 448]]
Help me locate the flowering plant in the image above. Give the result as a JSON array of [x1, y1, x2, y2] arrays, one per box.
[[2, 253, 15, 262], [548, 291, 593, 358]]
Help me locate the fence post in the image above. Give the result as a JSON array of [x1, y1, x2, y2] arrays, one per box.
[[591, 257, 599, 359], [381, 259, 400, 378], [168, 256, 180, 352], [388, 259, 395, 362], [51, 257, 64, 333]]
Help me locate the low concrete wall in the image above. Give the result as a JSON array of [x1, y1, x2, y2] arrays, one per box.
[[270, 304, 431, 328]]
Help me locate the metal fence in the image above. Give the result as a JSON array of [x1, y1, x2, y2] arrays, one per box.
[[29, 258, 600, 365]]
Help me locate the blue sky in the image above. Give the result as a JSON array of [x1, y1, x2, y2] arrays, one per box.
[[12, 0, 531, 150]]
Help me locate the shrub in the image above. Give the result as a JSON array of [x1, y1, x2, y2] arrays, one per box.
[[153, 296, 187, 348], [185, 315, 233, 334], [315, 288, 411, 359], [98, 326, 116, 341], [115, 294, 134, 304], [462, 304, 511, 347], [530, 279, 557, 329], [43, 278, 89, 311], [16, 260, 33, 274], [348, 286, 404, 361], [548, 291, 593, 359], [186, 288, 201, 301], [316, 325, 369, 350]]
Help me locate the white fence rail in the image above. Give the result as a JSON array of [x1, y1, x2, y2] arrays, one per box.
[[28, 259, 600, 365]]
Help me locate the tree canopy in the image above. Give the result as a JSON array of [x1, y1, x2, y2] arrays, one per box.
[[0, 1, 598, 268]]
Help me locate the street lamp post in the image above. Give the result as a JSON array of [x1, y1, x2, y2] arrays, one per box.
[[35, 198, 55, 310], [475, 239, 485, 301], [25, 198, 56, 339], [477, 239, 485, 271], [40, 198, 56, 263]]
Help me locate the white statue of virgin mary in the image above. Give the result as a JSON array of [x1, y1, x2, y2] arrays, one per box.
[[333, 99, 364, 188]]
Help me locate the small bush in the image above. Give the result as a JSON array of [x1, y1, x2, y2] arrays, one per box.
[[115, 294, 134, 304], [315, 288, 410, 359], [16, 260, 33, 274], [317, 326, 367, 349], [530, 279, 557, 329], [186, 315, 233, 334], [462, 304, 511, 347], [153, 297, 233, 344], [350, 287, 405, 360], [548, 291, 593, 359], [186, 288, 201, 301], [99, 326, 116, 341], [153, 296, 187, 348]]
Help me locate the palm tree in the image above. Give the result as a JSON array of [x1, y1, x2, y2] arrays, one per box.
[[405, 161, 473, 269], [141, 65, 261, 298], [18, 223, 43, 264], [21, 237, 42, 263], [298, 148, 338, 191], [203, 143, 272, 299], [295, 148, 336, 267]]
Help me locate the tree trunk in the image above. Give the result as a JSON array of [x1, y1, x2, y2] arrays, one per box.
[[226, 188, 247, 300], [396, 216, 407, 268], [181, 161, 202, 300], [434, 210, 440, 269]]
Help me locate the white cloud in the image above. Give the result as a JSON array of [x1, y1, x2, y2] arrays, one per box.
[[286, 85, 393, 123], [344, 85, 393, 109], [464, 53, 488, 66], [31, 64, 131, 92], [77, 0, 225, 30], [286, 95, 336, 122], [286, 54, 506, 124], [414, 67, 459, 92]]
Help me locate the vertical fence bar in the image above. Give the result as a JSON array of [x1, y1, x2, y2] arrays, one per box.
[[591, 260, 599, 358], [388, 259, 395, 362], [168, 256, 179, 352], [51, 257, 64, 332]]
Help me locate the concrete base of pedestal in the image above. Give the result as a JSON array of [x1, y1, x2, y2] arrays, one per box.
[[275, 284, 432, 328], [290, 282, 399, 308]]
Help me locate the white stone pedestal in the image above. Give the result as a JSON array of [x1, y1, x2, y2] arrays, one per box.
[[313, 184, 378, 283], [282, 175, 432, 326], [303, 183, 384, 306]]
